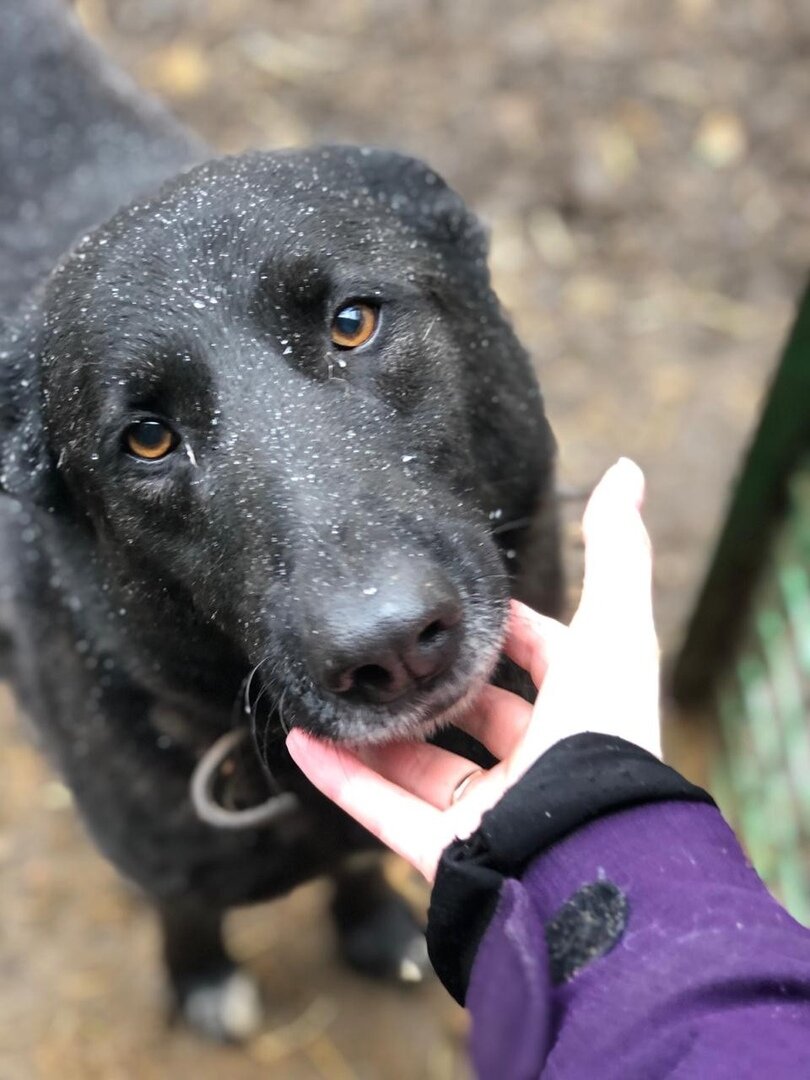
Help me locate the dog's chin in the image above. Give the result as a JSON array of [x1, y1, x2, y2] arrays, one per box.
[[301, 641, 503, 748]]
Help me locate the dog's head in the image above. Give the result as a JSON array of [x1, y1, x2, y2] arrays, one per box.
[[0, 147, 556, 746]]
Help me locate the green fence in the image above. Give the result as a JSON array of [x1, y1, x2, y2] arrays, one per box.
[[711, 463, 810, 920], [672, 282, 810, 922]]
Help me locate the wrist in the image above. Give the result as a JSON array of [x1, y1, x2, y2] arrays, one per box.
[[426, 732, 713, 1003]]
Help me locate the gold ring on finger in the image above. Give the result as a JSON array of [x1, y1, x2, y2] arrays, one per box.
[[450, 767, 483, 806]]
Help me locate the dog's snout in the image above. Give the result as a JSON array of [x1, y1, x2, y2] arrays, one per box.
[[304, 562, 463, 707]]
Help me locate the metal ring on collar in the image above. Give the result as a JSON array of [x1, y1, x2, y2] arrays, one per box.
[[190, 728, 299, 829]]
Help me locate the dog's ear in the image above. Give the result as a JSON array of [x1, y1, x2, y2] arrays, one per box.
[[0, 304, 56, 506], [351, 148, 490, 269]]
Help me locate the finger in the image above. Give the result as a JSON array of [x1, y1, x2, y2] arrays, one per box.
[[359, 739, 490, 810], [574, 458, 662, 759], [502, 600, 568, 688], [578, 458, 654, 632], [286, 729, 444, 881], [454, 683, 534, 759]]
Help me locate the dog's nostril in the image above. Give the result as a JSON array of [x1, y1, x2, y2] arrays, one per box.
[[352, 664, 395, 694], [418, 619, 446, 646], [332, 660, 410, 705]]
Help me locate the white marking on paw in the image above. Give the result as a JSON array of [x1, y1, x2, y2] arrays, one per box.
[[185, 971, 263, 1041], [398, 958, 424, 983], [220, 972, 264, 1038]]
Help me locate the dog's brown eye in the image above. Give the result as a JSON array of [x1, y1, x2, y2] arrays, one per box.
[[125, 420, 177, 461], [330, 303, 378, 349]]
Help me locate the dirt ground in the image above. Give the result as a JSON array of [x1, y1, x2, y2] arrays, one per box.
[[2, 0, 809, 1077]]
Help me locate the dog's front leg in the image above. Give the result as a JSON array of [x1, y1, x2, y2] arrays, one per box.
[[330, 856, 431, 985], [158, 898, 264, 1042]]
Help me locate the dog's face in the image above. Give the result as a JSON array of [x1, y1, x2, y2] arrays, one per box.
[[1, 147, 555, 745]]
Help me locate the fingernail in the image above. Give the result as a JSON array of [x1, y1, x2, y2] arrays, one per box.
[[614, 457, 645, 507], [286, 729, 304, 752]]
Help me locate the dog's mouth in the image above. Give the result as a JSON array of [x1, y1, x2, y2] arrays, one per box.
[[188, 518, 510, 828], [304, 639, 503, 747], [189, 620, 504, 831], [250, 589, 506, 750], [259, 537, 510, 746]]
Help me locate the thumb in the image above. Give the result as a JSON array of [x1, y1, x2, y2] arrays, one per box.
[[577, 458, 654, 634]]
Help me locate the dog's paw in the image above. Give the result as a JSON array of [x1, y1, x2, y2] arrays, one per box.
[[337, 893, 431, 985], [174, 968, 264, 1042]]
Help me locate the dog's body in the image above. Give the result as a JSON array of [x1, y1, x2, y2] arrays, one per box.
[[1, 0, 562, 1039]]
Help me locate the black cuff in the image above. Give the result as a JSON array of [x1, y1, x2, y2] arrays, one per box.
[[426, 733, 714, 1004]]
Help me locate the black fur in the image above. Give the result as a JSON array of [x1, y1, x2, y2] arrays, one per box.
[[0, 0, 562, 1037]]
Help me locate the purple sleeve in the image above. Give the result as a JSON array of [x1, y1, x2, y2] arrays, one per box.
[[466, 800, 810, 1078]]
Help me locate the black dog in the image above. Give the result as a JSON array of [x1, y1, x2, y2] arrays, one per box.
[[0, 0, 562, 1040]]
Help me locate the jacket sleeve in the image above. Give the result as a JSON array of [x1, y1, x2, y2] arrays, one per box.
[[425, 734, 810, 1079]]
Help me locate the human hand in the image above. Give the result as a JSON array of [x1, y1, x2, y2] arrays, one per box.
[[286, 457, 661, 882]]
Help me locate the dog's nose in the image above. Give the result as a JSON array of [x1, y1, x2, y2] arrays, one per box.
[[304, 563, 463, 706]]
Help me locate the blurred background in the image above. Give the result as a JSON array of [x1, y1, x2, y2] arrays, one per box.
[[1, 0, 809, 1076]]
